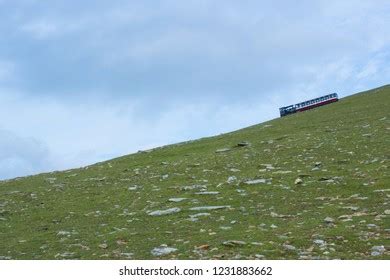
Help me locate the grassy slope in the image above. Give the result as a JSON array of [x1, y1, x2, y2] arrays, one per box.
[[0, 86, 389, 260]]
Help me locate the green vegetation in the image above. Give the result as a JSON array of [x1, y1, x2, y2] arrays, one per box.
[[0, 85, 389, 260]]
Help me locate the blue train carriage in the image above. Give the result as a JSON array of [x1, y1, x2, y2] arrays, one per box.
[[279, 93, 338, 117]]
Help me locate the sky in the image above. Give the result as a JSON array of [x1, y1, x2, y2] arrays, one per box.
[[0, 0, 390, 180]]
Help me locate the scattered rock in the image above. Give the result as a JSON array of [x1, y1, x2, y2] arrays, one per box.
[[45, 177, 57, 183], [373, 189, 390, 193], [99, 243, 108, 249], [384, 210, 390, 215], [236, 141, 250, 147], [195, 191, 219, 195], [128, 185, 142, 191], [319, 177, 335, 183], [188, 213, 210, 221], [196, 244, 210, 250], [148, 208, 181, 216], [55, 252, 75, 259], [342, 206, 359, 211], [244, 179, 267, 185], [151, 245, 177, 256], [294, 178, 303, 185], [229, 168, 241, 172], [273, 170, 292, 174], [255, 254, 265, 259], [227, 176, 237, 184], [283, 244, 296, 251], [338, 215, 353, 222], [168, 198, 187, 202], [116, 239, 128, 246], [371, 245, 385, 256], [222, 240, 247, 247], [219, 226, 232, 230], [270, 212, 291, 218], [260, 164, 275, 170], [57, 230, 71, 236], [313, 239, 326, 246], [181, 185, 207, 191], [216, 148, 231, 153], [189, 206, 230, 211], [120, 252, 133, 259], [324, 217, 335, 224]]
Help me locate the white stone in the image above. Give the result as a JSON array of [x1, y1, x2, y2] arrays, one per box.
[[216, 148, 231, 153], [294, 178, 303, 185], [189, 206, 230, 211], [229, 168, 241, 172], [168, 198, 187, 202], [244, 179, 266, 185], [313, 239, 326, 246], [181, 185, 207, 191], [151, 245, 177, 256], [273, 170, 292, 174], [195, 191, 219, 195], [324, 217, 335, 223], [227, 176, 237, 184], [283, 244, 296, 251], [148, 208, 181, 216]]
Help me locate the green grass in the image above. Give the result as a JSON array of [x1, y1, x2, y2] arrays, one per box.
[[1, 85, 389, 260]]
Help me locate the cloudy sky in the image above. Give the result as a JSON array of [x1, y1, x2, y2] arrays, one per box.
[[0, 0, 389, 180]]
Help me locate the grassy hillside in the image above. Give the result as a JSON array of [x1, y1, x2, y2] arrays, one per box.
[[1, 85, 389, 260]]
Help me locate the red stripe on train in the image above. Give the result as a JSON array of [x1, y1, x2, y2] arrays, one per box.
[[296, 98, 338, 112]]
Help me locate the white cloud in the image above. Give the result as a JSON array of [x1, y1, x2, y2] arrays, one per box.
[[0, 60, 16, 82], [20, 20, 59, 39], [0, 129, 51, 180]]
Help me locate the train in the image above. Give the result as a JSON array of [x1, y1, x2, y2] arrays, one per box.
[[279, 93, 338, 117]]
